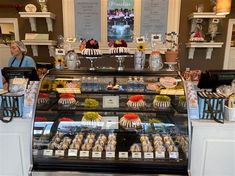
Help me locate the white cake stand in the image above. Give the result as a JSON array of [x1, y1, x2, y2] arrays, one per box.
[[164, 62, 178, 71], [114, 54, 130, 71], [85, 56, 100, 70]]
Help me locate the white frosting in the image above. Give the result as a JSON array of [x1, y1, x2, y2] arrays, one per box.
[[58, 98, 76, 105], [81, 49, 102, 56], [153, 100, 170, 108], [109, 47, 129, 54], [126, 100, 146, 109]]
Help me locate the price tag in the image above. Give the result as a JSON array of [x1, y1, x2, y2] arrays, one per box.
[[33, 149, 38, 155], [103, 96, 119, 108], [38, 0, 46, 2], [55, 150, 64, 157], [131, 152, 142, 159], [92, 152, 102, 158], [118, 152, 128, 159], [106, 152, 115, 158], [55, 48, 65, 55], [155, 152, 165, 159], [144, 152, 154, 159], [79, 151, 89, 157], [169, 152, 179, 159], [68, 149, 78, 157], [43, 149, 53, 156]]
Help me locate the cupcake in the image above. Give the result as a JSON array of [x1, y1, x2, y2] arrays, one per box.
[[120, 113, 141, 128], [127, 95, 146, 110], [37, 93, 50, 104], [58, 93, 76, 106], [153, 95, 171, 109]]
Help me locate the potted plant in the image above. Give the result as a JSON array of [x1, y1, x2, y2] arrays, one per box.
[[165, 32, 178, 62]]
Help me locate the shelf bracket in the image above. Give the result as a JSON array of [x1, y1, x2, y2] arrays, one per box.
[[31, 45, 38, 56], [46, 17, 53, 32], [206, 48, 213, 59], [188, 47, 195, 59], [29, 17, 36, 32]]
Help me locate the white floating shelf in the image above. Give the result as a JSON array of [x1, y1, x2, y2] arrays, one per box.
[[186, 42, 223, 59], [19, 12, 56, 32], [22, 40, 56, 57], [188, 12, 226, 20]]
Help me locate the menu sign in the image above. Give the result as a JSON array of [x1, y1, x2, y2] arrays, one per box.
[[75, 0, 101, 40], [141, 0, 168, 38]]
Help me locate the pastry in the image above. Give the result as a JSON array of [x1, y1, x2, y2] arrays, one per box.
[[155, 145, 166, 153], [140, 135, 149, 143], [105, 144, 116, 152], [153, 95, 171, 109], [58, 93, 76, 106], [159, 77, 178, 88], [81, 143, 92, 151], [108, 134, 116, 141], [92, 144, 104, 152], [142, 143, 154, 152], [120, 113, 141, 128], [84, 138, 94, 145], [130, 144, 141, 152], [37, 93, 50, 104], [127, 95, 146, 110]]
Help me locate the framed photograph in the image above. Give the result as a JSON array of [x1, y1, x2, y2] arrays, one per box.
[[55, 49, 65, 55]]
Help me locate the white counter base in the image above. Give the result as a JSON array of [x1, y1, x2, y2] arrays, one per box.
[[190, 120, 235, 176], [0, 118, 32, 176]]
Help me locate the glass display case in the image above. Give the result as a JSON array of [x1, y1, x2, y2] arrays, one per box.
[[32, 69, 189, 175]]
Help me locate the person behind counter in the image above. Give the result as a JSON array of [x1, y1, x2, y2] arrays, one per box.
[[8, 41, 36, 68]]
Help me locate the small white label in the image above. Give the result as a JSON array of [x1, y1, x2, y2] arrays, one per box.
[[43, 149, 53, 156], [38, 0, 46, 2], [92, 152, 102, 158], [68, 149, 78, 157], [103, 96, 119, 108], [155, 152, 165, 158], [132, 152, 142, 159], [79, 151, 89, 157], [33, 149, 38, 155], [55, 49, 65, 55], [55, 150, 64, 157], [144, 152, 154, 159], [169, 152, 179, 159], [118, 152, 128, 159], [106, 152, 115, 158]]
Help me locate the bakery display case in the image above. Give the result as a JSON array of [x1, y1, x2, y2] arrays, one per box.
[[32, 69, 189, 175]]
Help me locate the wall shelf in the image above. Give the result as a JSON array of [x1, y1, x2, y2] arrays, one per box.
[[19, 12, 56, 32], [188, 12, 226, 20], [186, 42, 223, 59], [22, 40, 56, 57]]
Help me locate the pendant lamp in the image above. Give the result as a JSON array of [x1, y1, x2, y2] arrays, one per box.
[[216, 0, 232, 15]]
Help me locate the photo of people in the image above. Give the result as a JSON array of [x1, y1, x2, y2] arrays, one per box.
[[107, 0, 134, 42]]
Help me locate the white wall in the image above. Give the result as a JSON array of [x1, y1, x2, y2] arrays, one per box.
[[0, 45, 11, 67]]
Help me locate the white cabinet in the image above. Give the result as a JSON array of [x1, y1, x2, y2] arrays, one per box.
[[190, 120, 235, 176]]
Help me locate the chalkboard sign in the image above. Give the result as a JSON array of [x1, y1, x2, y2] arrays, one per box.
[[75, 0, 101, 40], [141, 0, 169, 40]]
